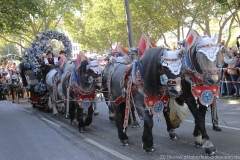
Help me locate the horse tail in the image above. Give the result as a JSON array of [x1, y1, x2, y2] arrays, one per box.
[[168, 97, 189, 127]]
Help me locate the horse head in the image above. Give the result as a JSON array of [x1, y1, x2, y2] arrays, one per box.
[[142, 47, 184, 98], [191, 34, 222, 85], [77, 59, 102, 90]]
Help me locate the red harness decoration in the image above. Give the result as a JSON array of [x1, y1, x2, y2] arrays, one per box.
[[191, 84, 219, 106], [144, 93, 169, 115], [114, 85, 138, 106], [52, 72, 58, 102], [185, 71, 203, 84], [69, 73, 96, 110], [77, 94, 95, 109], [73, 84, 95, 109], [123, 75, 133, 131]]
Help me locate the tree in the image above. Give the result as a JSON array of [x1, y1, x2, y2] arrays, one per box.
[[0, 0, 83, 54], [215, 0, 240, 26], [0, 0, 43, 34], [65, 0, 130, 52], [0, 43, 19, 56]]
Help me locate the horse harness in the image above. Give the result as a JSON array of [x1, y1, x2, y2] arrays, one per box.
[[182, 47, 220, 107], [106, 61, 182, 130], [66, 70, 96, 110]]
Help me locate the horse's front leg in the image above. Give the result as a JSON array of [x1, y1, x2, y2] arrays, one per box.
[[198, 104, 216, 155], [85, 103, 93, 126], [76, 102, 85, 133], [11, 89, 14, 103], [163, 106, 178, 139], [17, 91, 19, 103], [187, 98, 216, 155], [142, 110, 154, 152], [93, 95, 99, 115], [69, 101, 77, 126], [131, 106, 139, 128], [114, 103, 129, 146]]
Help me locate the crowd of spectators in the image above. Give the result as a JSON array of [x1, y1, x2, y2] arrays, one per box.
[[221, 37, 240, 97]]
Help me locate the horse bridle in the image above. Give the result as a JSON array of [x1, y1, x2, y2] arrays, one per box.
[[158, 63, 182, 98]]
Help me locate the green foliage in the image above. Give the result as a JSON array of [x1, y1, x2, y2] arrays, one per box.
[[65, 0, 177, 51], [0, 44, 19, 56], [65, 0, 129, 52], [0, 0, 43, 34]]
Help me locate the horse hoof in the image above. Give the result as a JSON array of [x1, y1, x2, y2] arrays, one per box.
[[79, 127, 85, 133], [94, 112, 99, 116], [54, 113, 59, 116], [109, 117, 115, 121], [213, 125, 222, 131], [70, 121, 76, 126], [121, 140, 129, 146], [12, 101, 14, 103], [195, 142, 204, 148], [142, 144, 155, 152], [65, 114, 69, 119], [132, 122, 140, 128], [169, 129, 178, 139], [205, 147, 217, 156]]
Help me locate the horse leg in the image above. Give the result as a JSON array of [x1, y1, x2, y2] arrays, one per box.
[[187, 99, 216, 155], [77, 104, 85, 133], [131, 106, 139, 128], [142, 110, 154, 152], [198, 104, 216, 155], [28, 92, 31, 102], [69, 101, 77, 125], [93, 95, 99, 115], [17, 91, 19, 103], [114, 103, 129, 146], [103, 89, 115, 121], [11, 88, 14, 103], [85, 104, 93, 126], [163, 106, 178, 139]]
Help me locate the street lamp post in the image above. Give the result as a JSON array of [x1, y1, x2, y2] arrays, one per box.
[[124, 0, 134, 48]]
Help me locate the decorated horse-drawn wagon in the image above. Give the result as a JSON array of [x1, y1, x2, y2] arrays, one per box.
[[20, 67, 48, 109], [19, 30, 72, 110]]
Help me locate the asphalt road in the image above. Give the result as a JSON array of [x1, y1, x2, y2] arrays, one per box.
[[0, 96, 240, 160]]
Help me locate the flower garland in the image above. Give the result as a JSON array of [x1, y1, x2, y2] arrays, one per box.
[[20, 30, 72, 93]]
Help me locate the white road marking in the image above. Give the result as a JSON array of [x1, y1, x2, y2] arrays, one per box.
[[21, 109, 32, 114], [41, 118, 61, 127], [185, 120, 240, 131], [84, 138, 132, 160]]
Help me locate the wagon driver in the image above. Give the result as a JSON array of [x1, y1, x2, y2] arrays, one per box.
[[44, 50, 58, 73]]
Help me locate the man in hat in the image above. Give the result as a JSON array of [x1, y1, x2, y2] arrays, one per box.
[[44, 50, 58, 74], [58, 50, 70, 61], [44, 51, 56, 66]]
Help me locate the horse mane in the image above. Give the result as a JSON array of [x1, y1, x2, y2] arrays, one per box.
[[78, 60, 88, 75], [142, 47, 165, 96]]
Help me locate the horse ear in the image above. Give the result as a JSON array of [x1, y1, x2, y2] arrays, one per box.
[[75, 52, 85, 70], [197, 36, 204, 47], [212, 33, 218, 43]]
